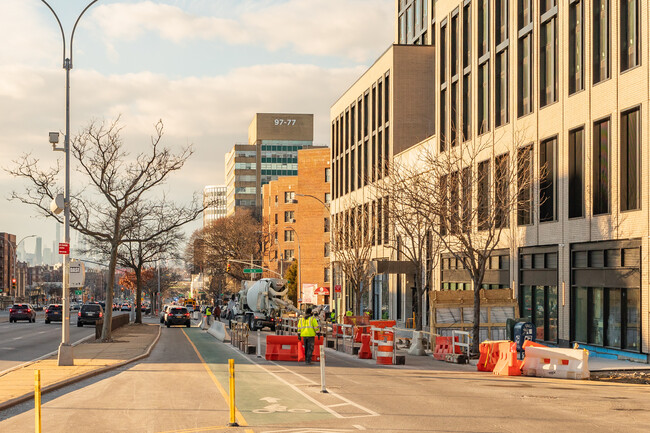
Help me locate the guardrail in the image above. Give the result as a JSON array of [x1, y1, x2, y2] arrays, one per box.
[[95, 313, 130, 339], [452, 330, 471, 358]]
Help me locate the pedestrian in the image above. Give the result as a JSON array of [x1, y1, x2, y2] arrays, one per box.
[[298, 308, 319, 365], [205, 305, 212, 326], [330, 309, 336, 323], [214, 303, 221, 322]]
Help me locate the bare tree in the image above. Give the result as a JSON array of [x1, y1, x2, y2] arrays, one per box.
[[373, 162, 443, 331], [330, 198, 375, 315], [408, 130, 538, 353], [186, 210, 262, 299], [8, 117, 202, 341]]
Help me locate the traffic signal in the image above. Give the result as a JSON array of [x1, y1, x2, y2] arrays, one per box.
[[226, 263, 231, 273], [11, 278, 16, 290]]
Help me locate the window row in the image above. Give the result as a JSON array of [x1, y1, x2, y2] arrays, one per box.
[[333, 197, 390, 250]]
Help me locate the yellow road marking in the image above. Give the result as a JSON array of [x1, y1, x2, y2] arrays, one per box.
[[181, 328, 254, 432]]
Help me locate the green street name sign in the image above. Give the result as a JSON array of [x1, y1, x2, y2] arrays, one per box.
[[74, 290, 83, 295], [243, 268, 263, 274]]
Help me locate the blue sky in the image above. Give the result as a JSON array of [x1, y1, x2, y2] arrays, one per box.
[[0, 0, 394, 254]]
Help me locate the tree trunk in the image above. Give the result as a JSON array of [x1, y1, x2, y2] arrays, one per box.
[[472, 277, 482, 355], [414, 271, 423, 331], [101, 242, 118, 342], [135, 266, 142, 324], [354, 282, 361, 316]]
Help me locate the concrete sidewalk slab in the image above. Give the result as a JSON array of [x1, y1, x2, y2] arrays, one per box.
[[0, 323, 160, 411]]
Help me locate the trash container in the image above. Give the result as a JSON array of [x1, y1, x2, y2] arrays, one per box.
[[513, 322, 536, 352]]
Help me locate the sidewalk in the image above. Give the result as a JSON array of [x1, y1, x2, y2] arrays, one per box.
[[0, 322, 160, 411]]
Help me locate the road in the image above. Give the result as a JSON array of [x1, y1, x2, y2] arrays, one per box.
[[0, 311, 127, 373]]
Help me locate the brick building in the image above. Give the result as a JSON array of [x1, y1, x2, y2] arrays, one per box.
[[262, 148, 331, 307]]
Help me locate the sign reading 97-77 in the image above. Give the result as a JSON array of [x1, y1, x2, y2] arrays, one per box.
[[274, 118, 296, 126]]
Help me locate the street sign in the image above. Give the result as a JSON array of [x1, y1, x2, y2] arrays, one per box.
[[58, 243, 70, 255], [75, 290, 83, 295], [68, 259, 86, 288], [243, 268, 263, 274], [334, 284, 342, 293]]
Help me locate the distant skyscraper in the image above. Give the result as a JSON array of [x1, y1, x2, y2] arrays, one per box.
[[35, 237, 42, 265], [225, 113, 316, 218], [203, 185, 227, 227]]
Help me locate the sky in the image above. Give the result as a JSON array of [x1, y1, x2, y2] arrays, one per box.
[[0, 0, 394, 256]]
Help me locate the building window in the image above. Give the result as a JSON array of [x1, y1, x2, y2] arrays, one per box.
[[274, 213, 278, 224], [568, 127, 585, 218], [284, 210, 294, 223], [568, 0, 584, 94], [284, 191, 295, 203], [324, 217, 330, 233], [440, 21, 448, 151], [495, 0, 508, 128], [593, 118, 610, 215], [324, 243, 330, 258], [407, 5, 414, 38], [462, 2, 472, 141], [383, 196, 389, 243], [593, 0, 610, 84], [462, 167, 472, 231], [540, 0, 557, 107], [284, 249, 294, 260], [325, 167, 331, 183], [620, 0, 640, 72], [284, 230, 295, 242], [517, 145, 532, 225], [451, 11, 459, 146], [477, 0, 490, 134], [385, 73, 390, 123], [324, 267, 330, 283], [495, 153, 509, 228], [477, 160, 490, 230], [539, 137, 557, 222], [620, 108, 640, 211], [521, 285, 558, 342], [517, 0, 533, 117]]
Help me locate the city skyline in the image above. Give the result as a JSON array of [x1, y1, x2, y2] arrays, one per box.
[[0, 0, 393, 246]]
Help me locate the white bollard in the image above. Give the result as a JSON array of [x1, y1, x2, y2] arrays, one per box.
[[257, 330, 262, 358], [320, 344, 327, 393]]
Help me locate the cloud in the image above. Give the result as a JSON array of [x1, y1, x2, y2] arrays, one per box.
[[88, 0, 394, 62]]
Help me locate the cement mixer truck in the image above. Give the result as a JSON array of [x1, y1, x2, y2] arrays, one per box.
[[232, 278, 299, 331]]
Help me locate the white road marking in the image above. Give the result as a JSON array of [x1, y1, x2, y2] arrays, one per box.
[[353, 426, 366, 430], [12, 336, 23, 340]]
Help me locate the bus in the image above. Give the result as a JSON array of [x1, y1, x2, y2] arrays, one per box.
[[184, 298, 198, 312]]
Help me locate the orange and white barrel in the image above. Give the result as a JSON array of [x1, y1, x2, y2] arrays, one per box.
[[376, 341, 394, 365]]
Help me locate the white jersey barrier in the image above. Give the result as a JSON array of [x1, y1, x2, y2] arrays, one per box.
[[207, 320, 229, 342], [522, 346, 590, 380], [201, 315, 209, 330]]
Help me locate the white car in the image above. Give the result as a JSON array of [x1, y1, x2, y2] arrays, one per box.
[[121, 303, 131, 311]]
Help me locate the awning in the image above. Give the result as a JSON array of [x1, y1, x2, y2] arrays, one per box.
[[314, 286, 330, 295]]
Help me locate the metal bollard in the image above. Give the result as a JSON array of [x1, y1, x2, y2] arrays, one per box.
[[319, 345, 327, 393], [228, 359, 238, 427], [257, 329, 262, 358], [35, 370, 42, 433]]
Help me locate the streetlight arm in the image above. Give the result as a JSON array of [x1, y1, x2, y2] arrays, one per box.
[[40, 0, 67, 66], [295, 193, 330, 210], [70, 0, 99, 67]]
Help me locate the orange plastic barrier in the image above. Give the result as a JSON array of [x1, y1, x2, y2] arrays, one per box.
[[369, 320, 397, 329], [298, 336, 324, 362], [433, 336, 462, 360], [358, 334, 372, 359], [492, 342, 522, 376], [354, 325, 370, 343], [265, 335, 300, 361], [477, 340, 509, 372], [344, 316, 370, 326]]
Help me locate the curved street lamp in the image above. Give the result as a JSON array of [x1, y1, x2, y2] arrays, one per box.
[[41, 0, 99, 367]]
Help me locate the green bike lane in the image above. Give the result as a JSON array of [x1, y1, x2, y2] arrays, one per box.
[[183, 327, 336, 428]]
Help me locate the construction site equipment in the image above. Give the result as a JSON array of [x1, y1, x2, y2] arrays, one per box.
[[233, 278, 300, 331], [522, 345, 590, 379]]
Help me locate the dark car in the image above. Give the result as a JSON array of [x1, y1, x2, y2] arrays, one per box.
[[45, 304, 63, 324], [9, 303, 36, 323], [77, 303, 103, 327], [165, 306, 190, 328]]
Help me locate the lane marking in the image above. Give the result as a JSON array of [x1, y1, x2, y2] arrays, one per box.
[[220, 340, 378, 419], [181, 328, 252, 432], [12, 336, 23, 340], [353, 425, 366, 430], [157, 425, 231, 433]]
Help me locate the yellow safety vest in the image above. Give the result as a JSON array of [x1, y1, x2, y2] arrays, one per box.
[[298, 316, 319, 337], [206, 307, 211, 316]]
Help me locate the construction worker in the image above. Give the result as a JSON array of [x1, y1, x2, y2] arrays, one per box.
[[345, 310, 353, 317], [205, 305, 212, 326], [330, 309, 336, 323], [298, 308, 320, 365]]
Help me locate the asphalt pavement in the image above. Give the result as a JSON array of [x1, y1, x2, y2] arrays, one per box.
[[0, 318, 649, 432]]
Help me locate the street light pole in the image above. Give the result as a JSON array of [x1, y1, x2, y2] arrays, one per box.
[[41, 0, 98, 367], [287, 226, 301, 309]]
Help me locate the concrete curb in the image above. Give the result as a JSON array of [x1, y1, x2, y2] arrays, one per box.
[[0, 325, 162, 412]]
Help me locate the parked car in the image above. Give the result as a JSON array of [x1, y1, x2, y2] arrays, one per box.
[[70, 302, 80, 311], [112, 303, 120, 311], [160, 305, 171, 323], [165, 306, 191, 328], [45, 304, 63, 323], [121, 303, 131, 311], [77, 304, 103, 327], [9, 303, 36, 323]]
